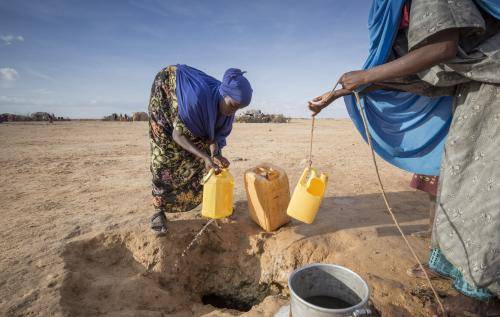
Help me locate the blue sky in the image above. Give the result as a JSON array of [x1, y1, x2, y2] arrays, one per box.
[[0, 0, 371, 118]]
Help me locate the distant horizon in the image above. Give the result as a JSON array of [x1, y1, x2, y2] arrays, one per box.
[[1, 108, 351, 120]]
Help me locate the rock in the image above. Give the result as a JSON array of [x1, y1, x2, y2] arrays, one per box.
[[233, 157, 248, 162], [46, 274, 58, 288], [64, 225, 81, 239]]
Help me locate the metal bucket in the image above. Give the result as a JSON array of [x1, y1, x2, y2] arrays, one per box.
[[288, 263, 371, 317]]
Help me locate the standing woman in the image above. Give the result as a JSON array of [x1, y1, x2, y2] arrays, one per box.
[[148, 65, 252, 233], [309, 0, 500, 301]]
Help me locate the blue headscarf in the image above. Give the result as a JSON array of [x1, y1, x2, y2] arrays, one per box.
[[175, 65, 252, 148], [219, 68, 253, 106], [343, 0, 499, 176]]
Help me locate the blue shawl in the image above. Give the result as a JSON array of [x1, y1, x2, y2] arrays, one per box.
[[343, 0, 499, 175], [175, 65, 231, 148]]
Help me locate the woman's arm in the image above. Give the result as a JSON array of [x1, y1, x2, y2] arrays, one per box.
[[210, 143, 220, 157], [172, 129, 221, 173], [340, 29, 459, 91], [309, 29, 459, 115]]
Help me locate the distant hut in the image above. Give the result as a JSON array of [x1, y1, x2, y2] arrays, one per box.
[[31, 112, 52, 121], [235, 109, 290, 123], [103, 113, 119, 121], [132, 112, 148, 121]]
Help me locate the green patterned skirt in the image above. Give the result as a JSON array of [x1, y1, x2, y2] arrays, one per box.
[[148, 66, 210, 213]]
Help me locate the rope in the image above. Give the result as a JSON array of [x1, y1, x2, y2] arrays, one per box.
[[353, 92, 446, 316], [308, 116, 316, 168]]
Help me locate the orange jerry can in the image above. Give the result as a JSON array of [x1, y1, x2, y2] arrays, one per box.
[[244, 163, 291, 231]]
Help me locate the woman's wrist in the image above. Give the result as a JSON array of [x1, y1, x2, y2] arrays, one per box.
[[362, 69, 376, 85]]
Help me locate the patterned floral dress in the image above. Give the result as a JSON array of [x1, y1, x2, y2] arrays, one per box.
[[148, 66, 210, 213]]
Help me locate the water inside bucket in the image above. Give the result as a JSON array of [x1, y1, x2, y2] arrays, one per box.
[[289, 264, 370, 315], [303, 295, 353, 309]]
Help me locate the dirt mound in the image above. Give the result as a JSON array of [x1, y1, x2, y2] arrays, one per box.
[[57, 195, 471, 317], [60, 220, 287, 316]]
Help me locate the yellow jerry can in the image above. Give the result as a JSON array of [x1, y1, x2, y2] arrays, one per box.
[[287, 167, 328, 224], [244, 163, 291, 232], [201, 168, 234, 219]]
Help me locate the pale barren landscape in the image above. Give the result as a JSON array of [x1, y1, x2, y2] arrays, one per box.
[[0, 120, 483, 316]]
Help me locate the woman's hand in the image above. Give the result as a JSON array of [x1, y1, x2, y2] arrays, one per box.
[[338, 70, 370, 91], [213, 155, 230, 169], [308, 87, 351, 116], [308, 70, 370, 116], [204, 157, 222, 174], [208, 142, 229, 170], [308, 91, 335, 116]]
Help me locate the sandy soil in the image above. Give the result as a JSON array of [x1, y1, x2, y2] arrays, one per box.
[[0, 120, 490, 316]]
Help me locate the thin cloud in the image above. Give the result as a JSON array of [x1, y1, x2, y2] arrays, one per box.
[[0, 68, 19, 81], [32, 88, 53, 95], [129, 0, 212, 18], [26, 69, 56, 82], [1, 34, 24, 45], [0, 68, 19, 87], [0, 95, 52, 107]]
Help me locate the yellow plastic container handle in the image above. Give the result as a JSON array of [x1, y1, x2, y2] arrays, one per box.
[[201, 168, 216, 185]]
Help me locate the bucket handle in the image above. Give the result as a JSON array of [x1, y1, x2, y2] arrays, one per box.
[[352, 308, 372, 317]]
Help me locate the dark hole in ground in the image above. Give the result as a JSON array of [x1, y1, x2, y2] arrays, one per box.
[[201, 293, 255, 312]]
